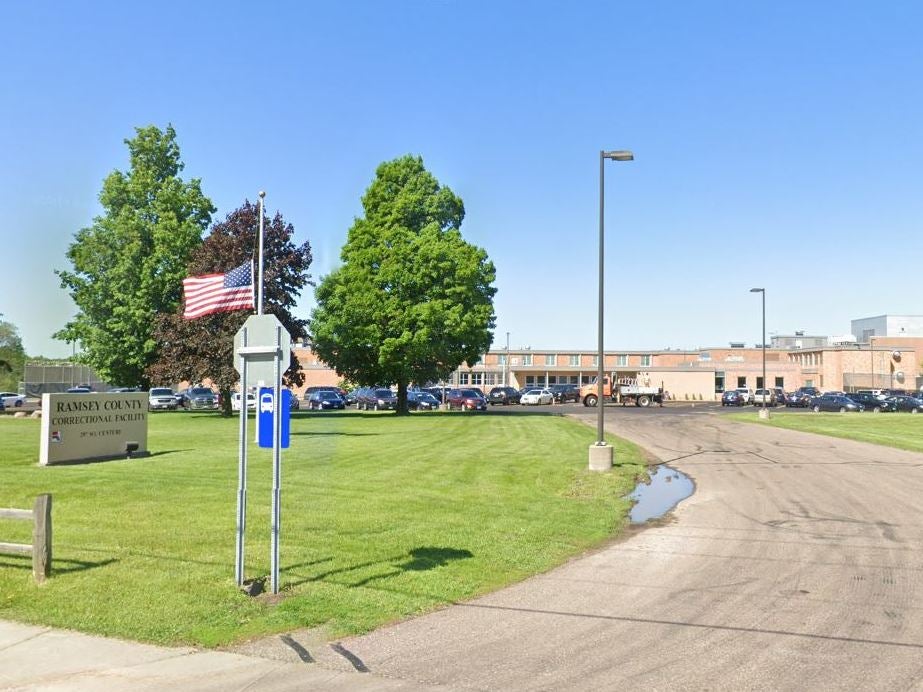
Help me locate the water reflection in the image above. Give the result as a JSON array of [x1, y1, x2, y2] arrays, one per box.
[[629, 465, 694, 524]]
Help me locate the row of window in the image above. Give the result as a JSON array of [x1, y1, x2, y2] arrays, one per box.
[[497, 354, 653, 367]]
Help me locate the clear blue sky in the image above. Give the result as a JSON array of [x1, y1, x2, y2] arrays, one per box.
[[3, 1, 922, 358]]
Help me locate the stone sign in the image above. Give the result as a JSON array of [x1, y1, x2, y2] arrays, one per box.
[[39, 392, 149, 465]]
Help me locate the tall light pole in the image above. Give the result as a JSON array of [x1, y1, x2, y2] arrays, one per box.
[[750, 288, 767, 418], [504, 331, 510, 386], [589, 149, 634, 472]]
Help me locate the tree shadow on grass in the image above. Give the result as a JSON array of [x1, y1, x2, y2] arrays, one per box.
[[283, 546, 474, 591]]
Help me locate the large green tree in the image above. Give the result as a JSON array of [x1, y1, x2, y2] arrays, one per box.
[[0, 316, 27, 392], [148, 201, 312, 415], [310, 155, 496, 413], [55, 125, 215, 388]]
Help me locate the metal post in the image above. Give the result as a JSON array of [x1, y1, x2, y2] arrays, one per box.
[[270, 326, 282, 594], [761, 291, 766, 412], [504, 332, 510, 386], [750, 288, 767, 417], [596, 150, 606, 447], [257, 191, 265, 315], [235, 328, 248, 587]]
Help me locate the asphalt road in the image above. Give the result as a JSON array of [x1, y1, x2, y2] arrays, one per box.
[[332, 405, 923, 690]]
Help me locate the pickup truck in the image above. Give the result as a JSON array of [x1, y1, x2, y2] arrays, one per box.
[[580, 376, 663, 408]]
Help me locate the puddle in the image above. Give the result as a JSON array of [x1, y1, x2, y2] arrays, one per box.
[[628, 465, 695, 524]]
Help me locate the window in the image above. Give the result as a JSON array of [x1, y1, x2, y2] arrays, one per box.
[[498, 354, 507, 365], [459, 373, 469, 385], [591, 355, 599, 366], [699, 352, 712, 361], [737, 376, 747, 388], [774, 377, 784, 388], [522, 354, 533, 366], [756, 376, 764, 389], [640, 355, 652, 367], [485, 373, 496, 385], [715, 371, 725, 393], [616, 355, 628, 366], [569, 355, 579, 366], [544, 354, 556, 366], [525, 376, 536, 386], [471, 373, 483, 385]]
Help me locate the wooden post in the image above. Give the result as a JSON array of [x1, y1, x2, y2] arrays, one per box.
[[32, 494, 52, 583]]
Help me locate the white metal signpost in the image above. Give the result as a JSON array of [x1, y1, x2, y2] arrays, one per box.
[[233, 313, 291, 594]]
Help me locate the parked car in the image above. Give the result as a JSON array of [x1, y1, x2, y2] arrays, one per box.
[[772, 388, 787, 406], [344, 388, 360, 406], [846, 392, 895, 412], [357, 387, 397, 411], [0, 392, 25, 408], [108, 387, 138, 393], [231, 392, 256, 411], [446, 388, 488, 411], [521, 388, 554, 406], [488, 386, 521, 405], [721, 390, 744, 407], [885, 395, 923, 413], [549, 384, 580, 403], [407, 391, 440, 411], [752, 388, 777, 407], [179, 387, 219, 410], [302, 386, 343, 402], [66, 386, 92, 393], [734, 387, 754, 404], [786, 386, 821, 408], [148, 387, 177, 411], [306, 390, 346, 410], [809, 394, 863, 413]]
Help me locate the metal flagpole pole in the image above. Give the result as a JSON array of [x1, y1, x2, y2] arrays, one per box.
[[257, 191, 265, 315]]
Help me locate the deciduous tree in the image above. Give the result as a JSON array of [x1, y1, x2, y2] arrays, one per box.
[[310, 155, 496, 413], [55, 125, 215, 388], [0, 316, 27, 391], [148, 201, 312, 415]]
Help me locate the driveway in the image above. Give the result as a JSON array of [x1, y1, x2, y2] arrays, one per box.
[[337, 406, 923, 690]]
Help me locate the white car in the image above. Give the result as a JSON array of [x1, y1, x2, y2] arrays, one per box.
[[231, 392, 256, 411], [520, 388, 554, 405], [148, 387, 177, 411], [0, 392, 25, 408], [734, 387, 754, 404]]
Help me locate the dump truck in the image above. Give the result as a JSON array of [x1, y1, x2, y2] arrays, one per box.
[[580, 375, 663, 408]]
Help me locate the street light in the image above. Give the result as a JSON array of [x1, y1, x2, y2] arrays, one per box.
[[589, 149, 634, 472], [750, 288, 767, 418]]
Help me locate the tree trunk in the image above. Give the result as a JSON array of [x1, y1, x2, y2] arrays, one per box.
[[396, 380, 408, 415], [219, 386, 233, 417]]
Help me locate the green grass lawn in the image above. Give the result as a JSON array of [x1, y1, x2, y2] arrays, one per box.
[[0, 409, 645, 646], [728, 409, 923, 453]]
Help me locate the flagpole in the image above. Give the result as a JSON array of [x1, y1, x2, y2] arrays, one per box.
[[257, 190, 265, 315]]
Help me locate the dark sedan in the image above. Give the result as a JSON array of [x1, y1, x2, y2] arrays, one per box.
[[846, 392, 895, 413], [721, 390, 744, 406], [785, 392, 813, 408], [306, 390, 345, 410], [810, 394, 863, 413], [408, 391, 440, 411], [885, 395, 923, 413], [488, 386, 521, 405], [357, 388, 397, 411]]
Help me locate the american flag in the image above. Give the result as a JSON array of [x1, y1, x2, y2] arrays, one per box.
[[182, 262, 255, 319]]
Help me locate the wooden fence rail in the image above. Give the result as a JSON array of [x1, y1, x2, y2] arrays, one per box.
[[0, 494, 52, 582]]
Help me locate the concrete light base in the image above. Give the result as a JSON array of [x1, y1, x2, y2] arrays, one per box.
[[758, 408, 771, 420], [588, 443, 613, 471]]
